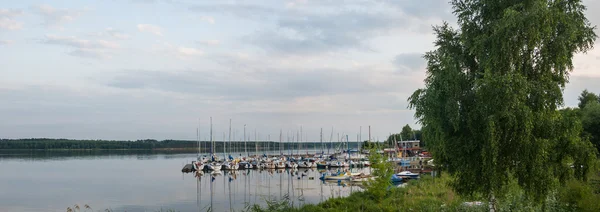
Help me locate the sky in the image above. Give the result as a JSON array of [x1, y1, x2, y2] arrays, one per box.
[[1, 0, 600, 141]]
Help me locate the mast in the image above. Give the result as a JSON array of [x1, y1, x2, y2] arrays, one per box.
[[196, 127, 199, 158], [328, 127, 333, 155], [228, 119, 231, 158], [244, 124, 247, 157], [279, 129, 282, 155], [346, 134, 349, 158], [320, 128, 323, 154], [337, 133, 340, 153], [210, 117, 213, 155], [359, 126, 362, 152], [300, 126, 303, 156], [254, 129, 257, 157], [368, 125, 371, 142]]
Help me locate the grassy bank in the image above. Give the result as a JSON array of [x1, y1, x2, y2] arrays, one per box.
[[245, 173, 600, 212]]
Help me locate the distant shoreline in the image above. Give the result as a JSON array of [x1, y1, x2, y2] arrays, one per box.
[[0, 148, 199, 151]]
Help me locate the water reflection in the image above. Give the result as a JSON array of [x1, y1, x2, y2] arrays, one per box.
[[191, 168, 366, 211], [0, 151, 365, 212]]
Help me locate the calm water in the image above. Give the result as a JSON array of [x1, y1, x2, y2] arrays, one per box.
[[0, 150, 366, 212]]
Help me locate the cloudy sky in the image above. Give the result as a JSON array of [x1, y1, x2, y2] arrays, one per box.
[[1, 0, 599, 141]]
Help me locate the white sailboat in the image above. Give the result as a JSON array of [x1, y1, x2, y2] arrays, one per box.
[[206, 117, 222, 171]]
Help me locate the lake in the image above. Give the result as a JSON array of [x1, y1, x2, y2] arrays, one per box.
[[0, 150, 367, 212]]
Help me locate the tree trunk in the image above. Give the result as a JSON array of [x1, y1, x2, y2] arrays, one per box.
[[489, 192, 497, 212]]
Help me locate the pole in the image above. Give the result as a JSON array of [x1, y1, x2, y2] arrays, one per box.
[[320, 128, 323, 154], [210, 117, 213, 155], [228, 119, 231, 158], [244, 124, 247, 157]]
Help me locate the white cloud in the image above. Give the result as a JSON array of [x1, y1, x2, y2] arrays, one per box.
[[0, 9, 24, 17], [137, 24, 163, 36], [0, 9, 24, 30], [0, 40, 15, 45], [177, 47, 202, 56], [89, 28, 131, 40], [43, 34, 120, 49], [152, 42, 203, 59], [41, 34, 119, 59], [68, 48, 111, 59], [200, 16, 215, 24], [285, 0, 308, 8], [32, 4, 84, 28], [0, 17, 22, 30], [105, 28, 130, 39], [197, 39, 220, 46]]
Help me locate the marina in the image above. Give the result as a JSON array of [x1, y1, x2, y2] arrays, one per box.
[[0, 150, 367, 212]]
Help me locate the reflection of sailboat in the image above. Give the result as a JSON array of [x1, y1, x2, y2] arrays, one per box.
[[196, 169, 201, 210], [228, 172, 233, 212], [210, 175, 214, 211]]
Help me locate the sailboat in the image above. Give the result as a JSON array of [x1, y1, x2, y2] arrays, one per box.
[[206, 117, 222, 171], [194, 125, 206, 171], [222, 119, 239, 170]]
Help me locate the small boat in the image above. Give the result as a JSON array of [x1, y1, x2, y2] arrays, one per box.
[[193, 161, 205, 171], [275, 161, 286, 169], [351, 174, 375, 182], [238, 161, 253, 169], [261, 162, 276, 169], [222, 162, 239, 170], [286, 161, 298, 169], [298, 161, 313, 168], [206, 162, 222, 171], [396, 171, 420, 179], [316, 161, 328, 169], [328, 161, 349, 168], [391, 174, 404, 183], [319, 172, 351, 180]]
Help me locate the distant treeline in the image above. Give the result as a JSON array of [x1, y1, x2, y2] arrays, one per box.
[[0, 138, 366, 152]]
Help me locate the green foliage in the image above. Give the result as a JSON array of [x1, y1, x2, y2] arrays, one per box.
[[578, 89, 599, 109], [246, 175, 486, 212], [400, 124, 414, 141], [384, 126, 424, 148], [241, 171, 600, 212], [557, 179, 600, 212], [582, 102, 600, 153], [361, 140, 382, 149], [364, 147, 394, 201], [409, 0, 597, 206]]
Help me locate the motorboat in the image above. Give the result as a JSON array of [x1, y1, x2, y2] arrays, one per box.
[[396, 171, 420, 179], [319, 172, 351, 180]]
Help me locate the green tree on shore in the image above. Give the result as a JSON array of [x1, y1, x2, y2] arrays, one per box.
[[409, 0, 597, 210], [582, 101, 600, 152], [578, 89, 599, 109]]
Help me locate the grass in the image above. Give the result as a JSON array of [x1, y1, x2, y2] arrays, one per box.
[[244, 173, 600, 212]]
